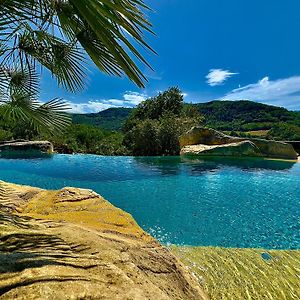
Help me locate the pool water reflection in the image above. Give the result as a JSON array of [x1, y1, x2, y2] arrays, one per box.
[[0, 154, 299, 249]]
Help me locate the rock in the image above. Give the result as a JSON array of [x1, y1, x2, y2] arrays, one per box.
[[180, 141, 262, 157], [0, 181, 208, 300], [180, 127, 298, 159], [180, 127, 240, 147], [250, 139, 298, 160], [0, 140, 53, 156], [285, 141, 300, 153]]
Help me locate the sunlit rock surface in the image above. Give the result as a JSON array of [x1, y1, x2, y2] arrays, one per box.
[[180, 141, 262, 157], [171, 246, 300, 300], [180, 127, 298, 159], [0, 181, 208, 300]]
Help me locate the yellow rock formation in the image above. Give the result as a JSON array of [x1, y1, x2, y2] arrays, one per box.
[[0, 181, 208, 300]]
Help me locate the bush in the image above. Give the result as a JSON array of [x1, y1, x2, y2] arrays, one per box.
[[0, 129, 13, 141], [268, 123, 300, 141], [124, 119, 160, 156], [158, 116, 181, 156]]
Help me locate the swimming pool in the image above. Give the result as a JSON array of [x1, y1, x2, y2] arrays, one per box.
[[0, 154, 299, 249]]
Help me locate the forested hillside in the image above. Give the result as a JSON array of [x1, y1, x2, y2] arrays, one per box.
[[72, 100, 300, 140], [195, 100, 300, 132], [72, 108, 132, 130]]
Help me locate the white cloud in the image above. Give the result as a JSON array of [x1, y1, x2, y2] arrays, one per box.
[[68, 91, 147, 114], [68, 101, 115, 114], [67, 90, 190, 114], [206, 69, 238, 86], [123, 91, 147, 105], [224, 76, 300, 110]]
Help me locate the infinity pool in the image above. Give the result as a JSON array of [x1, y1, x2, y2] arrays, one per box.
[[0, 154, 299, 249]]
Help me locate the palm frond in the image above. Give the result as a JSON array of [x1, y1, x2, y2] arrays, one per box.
[[8, 67, 39, 95], [0, 65, 71, 134], [1, 93, 71, 134], [69, 0, 155, 87], [0, 0, 155, 90], [34, 98, 72, 133], [1, 29, 86, 93]]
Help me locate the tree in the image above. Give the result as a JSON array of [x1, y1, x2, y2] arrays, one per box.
[[0, 0, 154, 132], [123, 88, 204, 156], [158, 115, 180, 155], [132, 87, 184, 121], [124, 119, 160, 156], [123, 87, 184, 132]]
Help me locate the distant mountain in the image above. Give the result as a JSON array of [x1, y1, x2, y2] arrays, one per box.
[[194, 100, 300, 131], [72, 100, 300, 132], [72, 107, 132, 130]]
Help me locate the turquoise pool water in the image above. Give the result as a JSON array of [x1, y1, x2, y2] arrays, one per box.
[[0, 154, 299, 249]]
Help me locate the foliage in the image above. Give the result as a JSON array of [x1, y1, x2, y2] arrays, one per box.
[[157, 115, 181, 156], [44, 124, 128, 155], [0, 68, 71, 134], [124, 119, 160, 156], [124, 88, 203, 155], [0, 128, 13, 141], [196, 100, 300, 132], [130, 87, 184, 121], [0, 117, 128, 155], [267, 123, 300, 141]]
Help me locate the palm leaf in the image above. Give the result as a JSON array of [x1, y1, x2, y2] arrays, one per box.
[[69, 0, 155, 87], [0, 0, 155, 89], [0, 65, 71, 134], [1, 94, 71, 134], [34, 98, 71, 133]]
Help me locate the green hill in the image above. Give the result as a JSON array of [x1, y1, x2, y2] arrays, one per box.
[[70, 100, 300, 140], [72, 107, 132, 130], [195, 100, 300, 132], [72, 101, 300, 134]]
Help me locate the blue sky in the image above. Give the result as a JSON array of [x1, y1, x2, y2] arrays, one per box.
[[41, 0, 300, 112]]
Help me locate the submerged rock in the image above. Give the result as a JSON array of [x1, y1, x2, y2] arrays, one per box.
[[180, 127, 298, 159], [0, 181, 208, 300], [171, 246, 300, 300]]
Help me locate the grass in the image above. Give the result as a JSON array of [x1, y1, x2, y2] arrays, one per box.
[[246, 130, 269, 137]]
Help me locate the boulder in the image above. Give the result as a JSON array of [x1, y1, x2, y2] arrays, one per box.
[[180, 127, 298, 159], [0, 140, 53, 154], [0, 181, 208, 300], [180, 127, 240, 147], [180, 141, 262, 157]]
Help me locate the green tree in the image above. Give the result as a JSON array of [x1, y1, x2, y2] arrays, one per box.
[[123, 88, 204, 156], [131, 87, 184, 121], [158, 115, 180, 155], [124, 119, 160, 156], [124, 87, 184, 132]]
